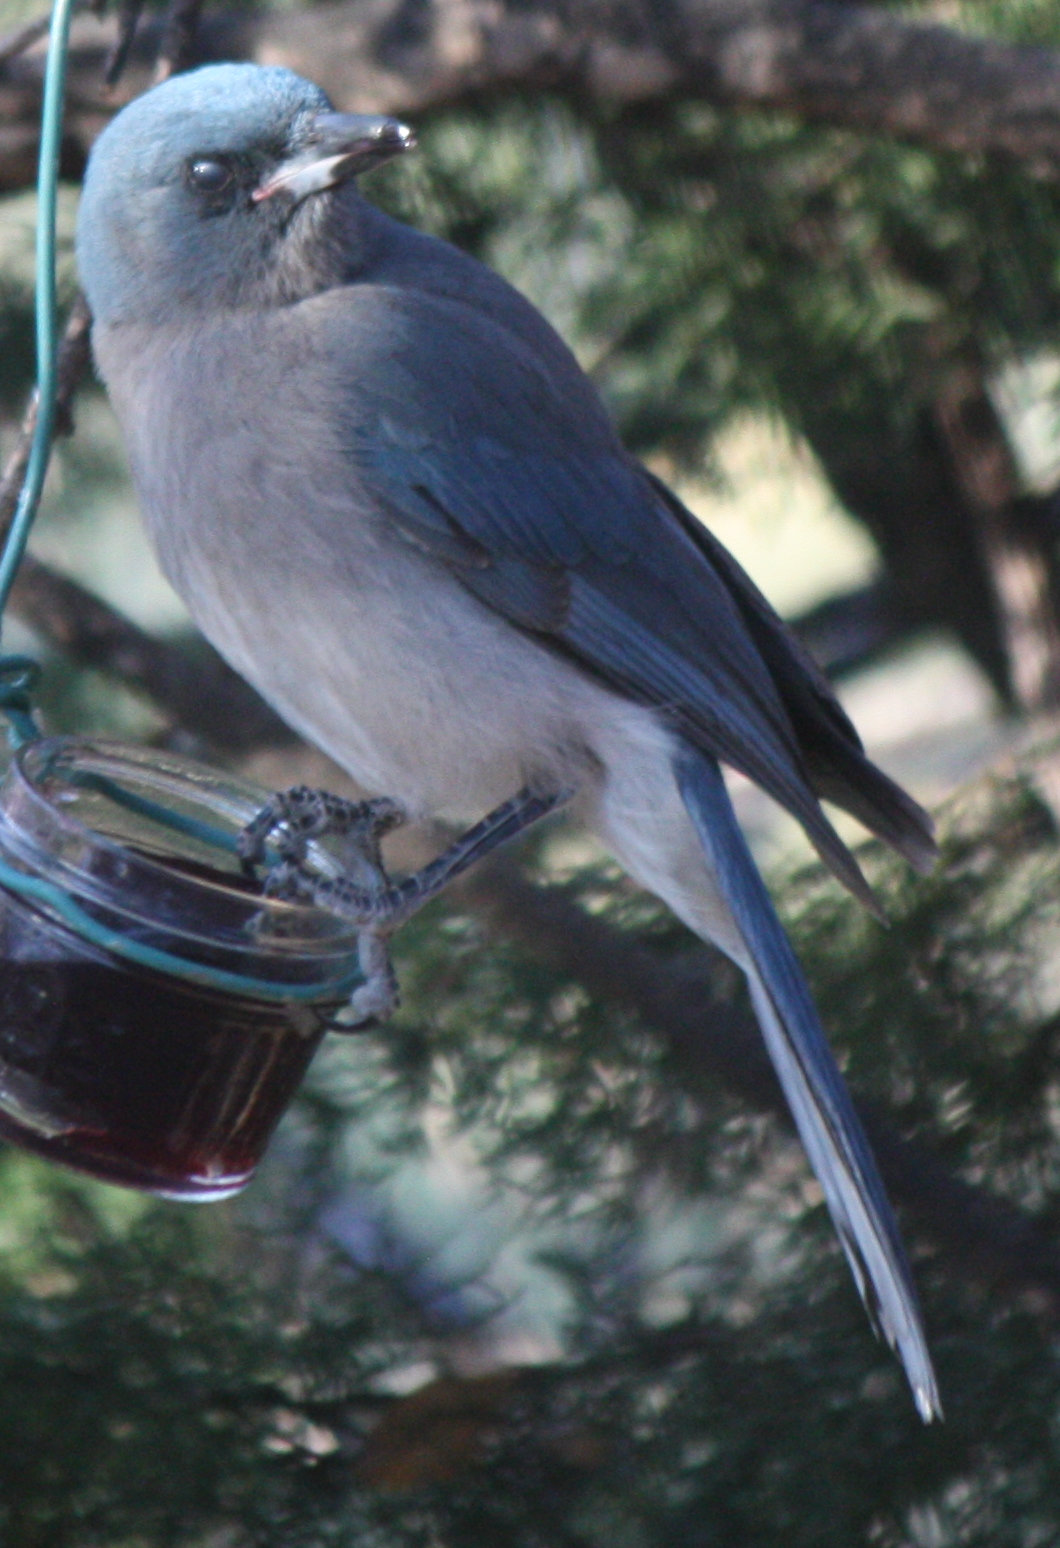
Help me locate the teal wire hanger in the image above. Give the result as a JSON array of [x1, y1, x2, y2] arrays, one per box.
[[0, 0, 77, 745]]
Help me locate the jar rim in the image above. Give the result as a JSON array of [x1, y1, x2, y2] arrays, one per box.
[[0, 736, 366, 990]]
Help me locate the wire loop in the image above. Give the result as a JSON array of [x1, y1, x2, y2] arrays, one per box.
[[0, 656, 43, 746], [0, 0, 77, 642]]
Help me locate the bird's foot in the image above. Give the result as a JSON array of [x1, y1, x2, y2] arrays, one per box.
[[238, 786, 406, 878], [344, 929, 401, 1027], [239, 785, 415, 930], [239, 787, 406, 1028], [239, 782, 574, 1026], [241, 782, 573, 930]]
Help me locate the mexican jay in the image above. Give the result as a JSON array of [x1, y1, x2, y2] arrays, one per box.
[[75, 62, 940, 1418]]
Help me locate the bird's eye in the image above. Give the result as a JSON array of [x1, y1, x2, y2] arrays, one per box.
[[185, 157, 234, 195]]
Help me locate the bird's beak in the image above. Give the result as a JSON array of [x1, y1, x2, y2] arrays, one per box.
[[253, 112, 415, 204]]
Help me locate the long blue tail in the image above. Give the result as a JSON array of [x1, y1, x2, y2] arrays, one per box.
[[675, 745, 941, 1420]]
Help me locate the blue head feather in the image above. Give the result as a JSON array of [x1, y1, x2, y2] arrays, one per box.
[[77, 64, 334, 325]]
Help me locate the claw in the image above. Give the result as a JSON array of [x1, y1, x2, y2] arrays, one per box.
[[342, 930, 401, 1028], [239, 782, 571, 1030], [239, 785, 407, 1027], [238, 787, 406, 876], [259, 858, 319, 903]]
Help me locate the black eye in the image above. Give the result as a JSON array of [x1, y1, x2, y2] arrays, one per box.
[[185, 157, 234, 195]]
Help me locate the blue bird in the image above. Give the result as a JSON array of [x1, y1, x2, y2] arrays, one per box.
[[76, 62, 940, 1418]]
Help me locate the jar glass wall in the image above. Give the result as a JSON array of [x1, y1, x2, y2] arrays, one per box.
[[0, 738, 364, 1199]]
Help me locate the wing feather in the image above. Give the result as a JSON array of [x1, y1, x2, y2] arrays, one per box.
[[318, 283, 930, 894]]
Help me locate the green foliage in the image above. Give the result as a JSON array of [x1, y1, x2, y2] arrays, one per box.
[[374, 60, 1060, 477], [0, 187, 79, 411], [0, 761, 1055, 1542]]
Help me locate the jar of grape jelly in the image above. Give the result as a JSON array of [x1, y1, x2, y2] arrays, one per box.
[[0, 737, 364, 1199]]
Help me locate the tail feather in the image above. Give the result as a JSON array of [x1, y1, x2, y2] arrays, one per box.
[[647, 470, 938, 877], [675, 745, 941, 1421], [811, 749, 937, 877]]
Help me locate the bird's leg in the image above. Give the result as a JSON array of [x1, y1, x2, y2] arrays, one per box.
[[355, 785, 573, 926], [239, 784, 572, 1027]]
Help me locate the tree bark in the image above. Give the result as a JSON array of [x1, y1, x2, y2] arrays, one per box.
[[6, 0, 1060, 185]]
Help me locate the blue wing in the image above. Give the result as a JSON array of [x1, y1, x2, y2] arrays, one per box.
[[317, 280, 933, 893]]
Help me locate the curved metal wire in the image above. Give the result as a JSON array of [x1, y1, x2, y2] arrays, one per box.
[[0, 0, 77, 632], [0, 853, 363, 1003]]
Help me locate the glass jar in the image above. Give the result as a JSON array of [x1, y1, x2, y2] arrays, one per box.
[[0, 736, 364, 1199]]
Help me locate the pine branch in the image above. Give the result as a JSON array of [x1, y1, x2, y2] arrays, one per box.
[[7, 0, 1060, 190]]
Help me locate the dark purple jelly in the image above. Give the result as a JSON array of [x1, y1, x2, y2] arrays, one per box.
[[0, 897, 334, 1198], [0, 739, 363, 1199]]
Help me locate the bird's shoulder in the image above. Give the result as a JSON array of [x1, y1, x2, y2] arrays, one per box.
[[285, 214, 617, 455], [279, 251, 651, 568]]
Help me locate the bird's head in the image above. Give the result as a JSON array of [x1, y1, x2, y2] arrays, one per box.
[[76, 63, 414, 326]]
